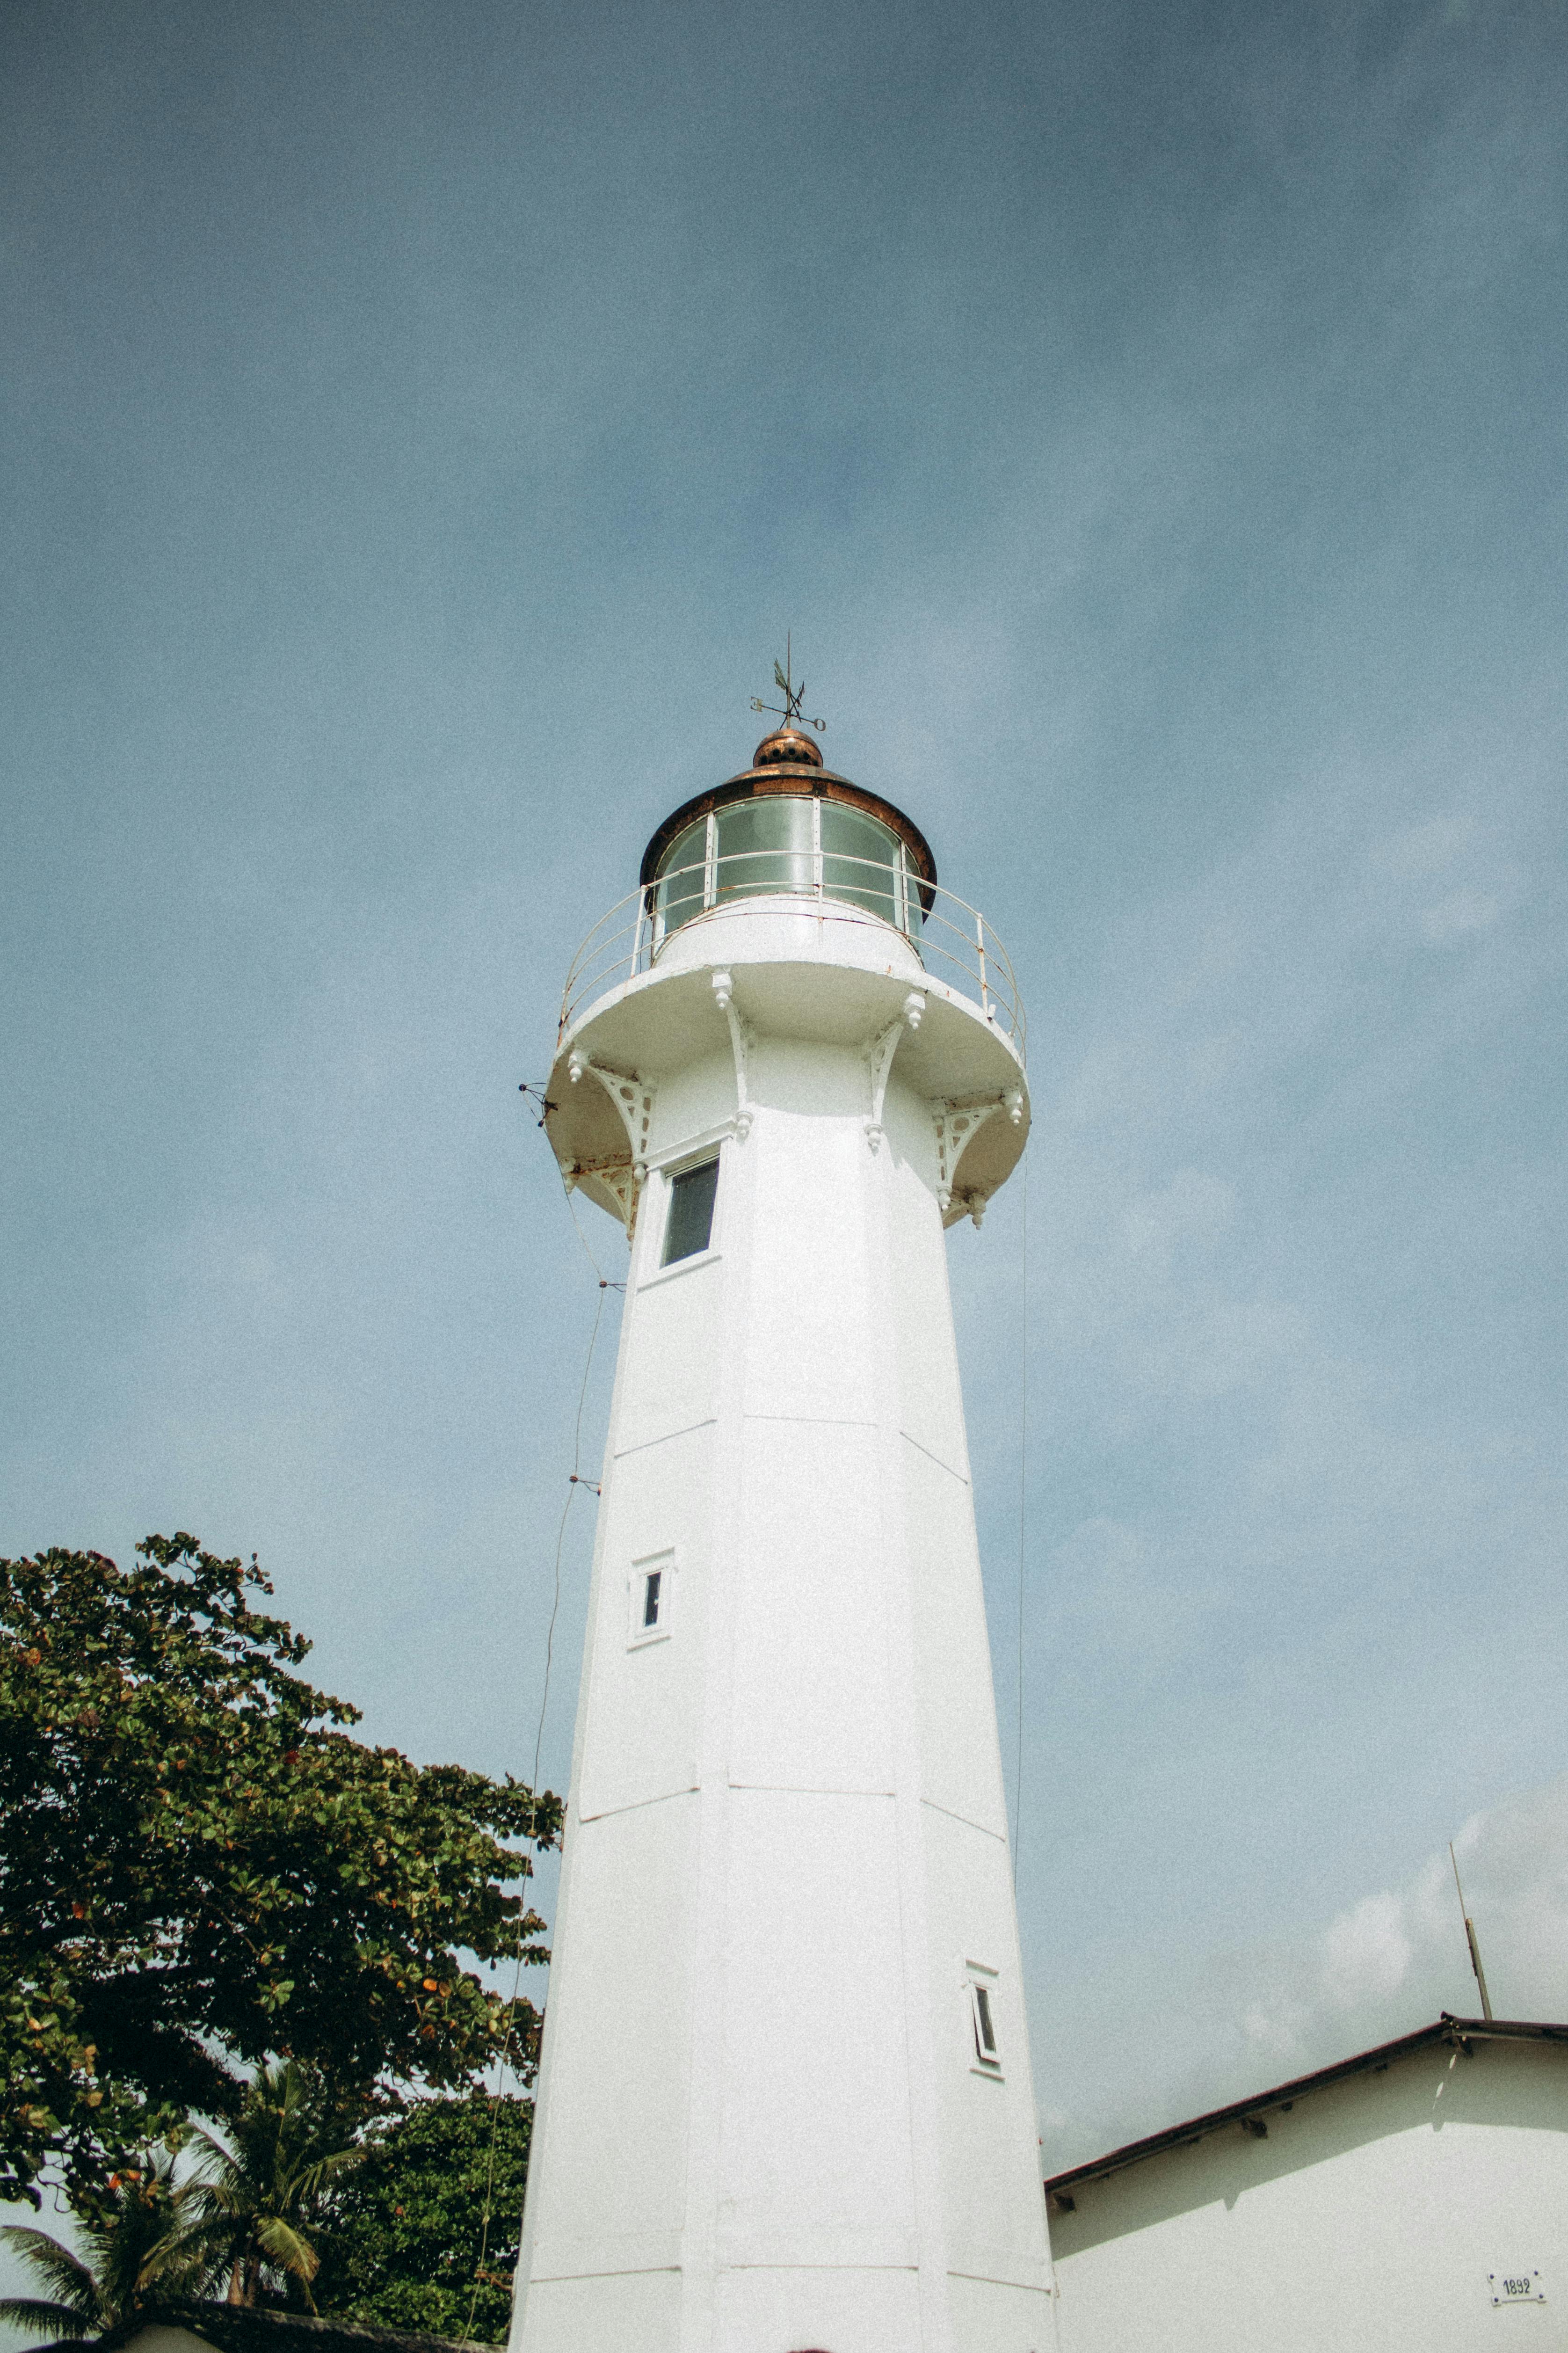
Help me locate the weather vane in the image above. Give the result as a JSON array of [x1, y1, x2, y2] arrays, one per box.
[[749, 634, 826, 734]]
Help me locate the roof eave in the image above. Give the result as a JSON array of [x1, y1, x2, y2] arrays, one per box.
[[1044, 2015, 1568, 2197]]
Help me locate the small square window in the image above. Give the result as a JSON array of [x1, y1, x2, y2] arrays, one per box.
[[629, 1552, 675, 1648], [967, 1968, 1002, 2072], [661, 1156, 719, 1267]]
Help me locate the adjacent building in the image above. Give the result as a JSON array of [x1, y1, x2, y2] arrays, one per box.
[[1047, 2015, 1568, 2351]]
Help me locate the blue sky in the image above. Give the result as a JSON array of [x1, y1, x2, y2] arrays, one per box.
[[3, 0, 1566, 2194]]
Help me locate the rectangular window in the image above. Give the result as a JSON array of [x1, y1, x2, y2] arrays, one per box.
[[661, 1156, 719, 1266], [967, 1967, 1002, 2072], [629, 1551, 675, 1647], [973, 1983, 998, 2061]]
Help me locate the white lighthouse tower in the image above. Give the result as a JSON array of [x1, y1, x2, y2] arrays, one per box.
[[511, 694, 1054, 2353]]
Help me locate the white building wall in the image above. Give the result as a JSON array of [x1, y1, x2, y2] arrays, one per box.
[[1051, 2035, 1568, 2353], [514, 951, 1054, 2353]]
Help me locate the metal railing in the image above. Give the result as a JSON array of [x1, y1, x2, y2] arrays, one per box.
[[558, 848, 1025, 1055]]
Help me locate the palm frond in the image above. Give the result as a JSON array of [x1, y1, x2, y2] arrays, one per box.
[[97, 2197, 183, 2311], [133, 2229, 189, 2282], [0, 2231, 101, 2324], [287, 2148, 363, 2204], [251, 2218, 318, 2285], [179, 2123, 238, 2183], [132, 2222, 218, 2296], [142, 2215, 229, 2274], [191, 2182, 246, 2221], [0, 2299, 95, 2342]]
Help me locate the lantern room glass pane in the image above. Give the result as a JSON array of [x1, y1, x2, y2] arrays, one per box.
[[820, 802, 899, 925], [902, 852, 925, 940], [654, 817, 708, 935], [714, 796, 814, 901]]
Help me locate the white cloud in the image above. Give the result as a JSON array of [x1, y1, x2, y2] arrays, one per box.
[[1244, 1777, 1568, 2061], [1319, 1887, 1417, 2006], [1038, 1772, 1568, 2170]]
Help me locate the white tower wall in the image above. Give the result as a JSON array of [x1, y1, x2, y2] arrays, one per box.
[[513, 860, 1055, 2353]]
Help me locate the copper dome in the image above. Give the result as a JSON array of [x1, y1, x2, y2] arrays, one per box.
[[751, 725, 825, 769]]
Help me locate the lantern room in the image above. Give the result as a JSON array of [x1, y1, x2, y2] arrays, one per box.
[[640, 725, 937, 949], [546, 716, 1030, 1237]]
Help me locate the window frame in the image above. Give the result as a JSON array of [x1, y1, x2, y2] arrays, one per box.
[[659, 1151, 722, 1270], [636, 1135, 730, 1291], [965, 1962, 1004, 2076], [628, 1549, 676, 1649]]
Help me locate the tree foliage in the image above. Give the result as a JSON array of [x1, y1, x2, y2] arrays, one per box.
[[0, 1537, 560, 2213], [314, 2092, 532, 2345], [173, 2061, 362, 2310], [0, 2147, 192, 2347]]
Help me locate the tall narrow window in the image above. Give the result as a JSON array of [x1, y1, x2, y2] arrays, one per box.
[[662, 1156, 719, 1266], [629, 1551, 675, 1647], [967, 1968, 1002, 2072], [973, 1984, 998, 2061]]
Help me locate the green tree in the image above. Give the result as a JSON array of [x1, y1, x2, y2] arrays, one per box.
[[0, 1537, 560, 2213], [314, 2093, 533, 2344], [174, 2061, 361, 2309], [0, 2146, 195, 2347]]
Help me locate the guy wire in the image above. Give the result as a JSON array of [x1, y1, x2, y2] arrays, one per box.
[[1013, 1142, 1029, 1888], [533, 1275, 607, 1793], [464, 1186, 619, 2338], [565, 1183, 614, 1290]]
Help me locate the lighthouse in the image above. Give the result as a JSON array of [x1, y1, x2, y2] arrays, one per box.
[[511, 692, 1055, 2353]]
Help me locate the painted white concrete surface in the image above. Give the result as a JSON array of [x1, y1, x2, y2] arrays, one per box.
[[650, 895, 929, 989], [1051, 2033, 1568, 2353], [513, 876, 1055, 2352]]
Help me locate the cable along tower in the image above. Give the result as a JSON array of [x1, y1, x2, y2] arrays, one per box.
[[513, 707, 1053, 2353]]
